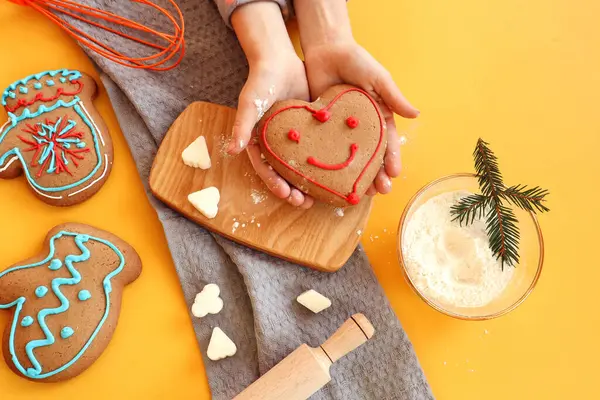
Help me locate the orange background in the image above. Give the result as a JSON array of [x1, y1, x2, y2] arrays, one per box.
[[0, 0, 598, 398]]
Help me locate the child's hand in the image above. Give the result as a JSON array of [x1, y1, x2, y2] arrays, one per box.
[[230, 2, 314, 208], [296, 0, 419, 196]]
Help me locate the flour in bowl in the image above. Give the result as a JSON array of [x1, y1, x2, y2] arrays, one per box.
[[402, 191, 514, 308]]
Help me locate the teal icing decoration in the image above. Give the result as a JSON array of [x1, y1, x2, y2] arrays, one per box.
[[46, 80, 55, 87], [60, 77, 67, 83], [21, 316, 34, 327], [8, 91, 16, 99], [5, 98, 78, 126], [60, 327, 74, 339], [0, 231, 126, 380], [78, 290, 91, 301], [49, 259, 62, 271], [0, 100, 104, 194], [19, 87, 28, 94], [34, 83, 43, 90], [76, 142, 86, 149], [35, 286, 48, 298], [1, 69, 82, 106]]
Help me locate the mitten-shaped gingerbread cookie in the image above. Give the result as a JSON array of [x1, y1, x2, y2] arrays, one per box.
[[0, 69, 113, 206], [257, 85, 387, 207], [0, 223, 141, 382]]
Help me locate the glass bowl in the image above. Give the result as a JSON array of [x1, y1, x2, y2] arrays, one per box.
[[397, 173, 544, 320]]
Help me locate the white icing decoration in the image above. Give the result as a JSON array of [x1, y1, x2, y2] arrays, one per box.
[[191, 283, 223, 318], [297, 289, 332, 314], [0, 156, 17, 173], [188, 187, 220, 219], [182, 136, 211, 169], [31, 184, 63, 200], [78, 101, 105, 147], [207, 327, 237, 361]]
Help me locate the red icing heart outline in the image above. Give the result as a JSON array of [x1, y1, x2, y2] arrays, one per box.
[[261, 87, 384, 205]]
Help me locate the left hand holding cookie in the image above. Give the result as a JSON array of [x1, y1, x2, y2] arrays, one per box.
[[229, 1, 314, 208], [296, 0, 420, 196]]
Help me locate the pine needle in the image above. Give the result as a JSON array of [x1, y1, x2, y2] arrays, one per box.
[[501, 184, 550, 213], [450, 194, 489, 226]]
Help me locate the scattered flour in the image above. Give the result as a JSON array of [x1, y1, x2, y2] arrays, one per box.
[[254, 98, 269, 119], [334, 208, 345, 217], [251, 189, 267, 204], [402, 190, 514, 308], [219, 134, 230, 156], [232, 221, 240, 234]]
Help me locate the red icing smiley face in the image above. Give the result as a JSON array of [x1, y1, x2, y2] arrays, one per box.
[[346, 116, 359, 129], [307, 143, 358, 171], [259, 86, 386, 206], [287, 129, 300, 143]]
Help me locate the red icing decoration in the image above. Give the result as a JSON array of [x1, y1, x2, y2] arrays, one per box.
[[307, 143, 358, 171], [4, 80, 84, 114], [261, 88, 385, 205], [288, 129, 300, 143], [346, 116, 359, 128], [18, 116, 90, 178], [347, 193, 360, 205], [313, 109, 331, 123]]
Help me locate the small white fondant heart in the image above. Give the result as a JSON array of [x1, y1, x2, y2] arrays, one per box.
[[207, 327, 237, 361], [182, 136, 211, 169], [192, 283, 224, 318], [297, 289, 332, 314], [188, 187, 220, 219]]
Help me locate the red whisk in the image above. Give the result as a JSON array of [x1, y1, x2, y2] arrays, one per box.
[[7, 0, 185, 71]]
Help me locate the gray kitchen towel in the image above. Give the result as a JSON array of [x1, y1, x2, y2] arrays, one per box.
[[73, 0, 433, 399]]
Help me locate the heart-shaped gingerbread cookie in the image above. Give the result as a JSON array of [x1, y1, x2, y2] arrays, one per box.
[[258, 85, 387, 206]]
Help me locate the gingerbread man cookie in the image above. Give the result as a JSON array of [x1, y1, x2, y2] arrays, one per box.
[[0, 69, 113, 206], [0, 223, 141, 382], [257, 85, 387, 207]]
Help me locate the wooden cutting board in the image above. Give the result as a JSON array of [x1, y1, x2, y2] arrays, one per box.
[[149, 102, 372, 272]]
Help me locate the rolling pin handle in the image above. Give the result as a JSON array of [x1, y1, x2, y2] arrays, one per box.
[[320, 313, 375, 364]]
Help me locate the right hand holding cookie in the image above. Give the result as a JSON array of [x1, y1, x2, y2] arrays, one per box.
[[229, 2, 314, 208]]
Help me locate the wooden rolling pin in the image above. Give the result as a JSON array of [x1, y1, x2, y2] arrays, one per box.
[[234, 313, 375, 400]]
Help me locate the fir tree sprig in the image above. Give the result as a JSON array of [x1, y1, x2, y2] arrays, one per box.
[[450, 139, 550, 269]]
